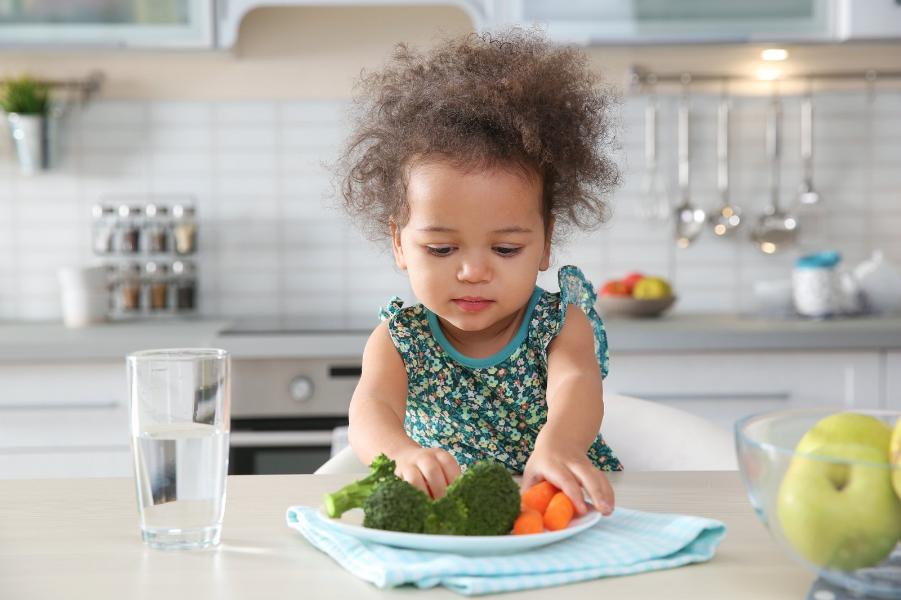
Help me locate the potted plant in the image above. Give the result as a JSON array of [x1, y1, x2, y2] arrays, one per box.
[[1, 75, 52, 175]]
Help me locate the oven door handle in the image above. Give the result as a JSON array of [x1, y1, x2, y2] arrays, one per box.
[[229, 431, 335, 447]]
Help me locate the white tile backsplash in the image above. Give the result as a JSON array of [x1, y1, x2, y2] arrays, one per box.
[[1, 92, 901, 321]]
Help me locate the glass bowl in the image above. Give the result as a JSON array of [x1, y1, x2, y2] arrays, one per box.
[[735, 408, 901, 599]]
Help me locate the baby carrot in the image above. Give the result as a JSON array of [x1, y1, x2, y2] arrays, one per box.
[[512, 507, 544, 535], [521, 481, 559, 514], [543, 492, 575, 531]]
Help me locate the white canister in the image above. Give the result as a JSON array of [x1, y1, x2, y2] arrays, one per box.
[[793, 251, 841, 318], [58, 265, 110, 327]]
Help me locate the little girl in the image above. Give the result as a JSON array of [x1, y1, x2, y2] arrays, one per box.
[[336, 29, 621, 516]]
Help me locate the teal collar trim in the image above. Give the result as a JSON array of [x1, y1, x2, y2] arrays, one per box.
[[426, 287, 544, 369]]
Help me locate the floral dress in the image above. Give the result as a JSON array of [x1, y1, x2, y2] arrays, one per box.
[[379, 265, 622, 473]]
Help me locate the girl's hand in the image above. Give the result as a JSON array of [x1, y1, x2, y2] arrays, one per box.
[[393, 446, 461, 499], [522, 440, 615, 516]]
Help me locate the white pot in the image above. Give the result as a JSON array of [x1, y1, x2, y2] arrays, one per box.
[[58, 265, 108, 293], [6, 112, 50, 175], [61, 290, 109, 328]]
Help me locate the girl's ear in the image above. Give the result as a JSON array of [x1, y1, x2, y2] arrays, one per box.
[[539, 217, 554, 271], [390, 221, 407, 271]]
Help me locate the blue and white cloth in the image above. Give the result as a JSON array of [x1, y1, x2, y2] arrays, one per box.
[[286, 506, 727, 596]]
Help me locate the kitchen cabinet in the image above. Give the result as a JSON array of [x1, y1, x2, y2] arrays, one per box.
[[603, 351, 883, 431], [492, 0, 901, 45], [0, 361, 130, 480], [0, 0, 215, 48], [886, 351, 901, 409]]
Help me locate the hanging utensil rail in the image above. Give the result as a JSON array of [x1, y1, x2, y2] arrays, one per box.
[[628, 66, 899, 92]]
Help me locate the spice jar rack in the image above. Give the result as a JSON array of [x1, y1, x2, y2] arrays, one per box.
[[91, 195, 198, 319]]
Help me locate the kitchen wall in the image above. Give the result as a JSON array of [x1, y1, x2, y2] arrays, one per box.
[[1, 7, 900, 321]]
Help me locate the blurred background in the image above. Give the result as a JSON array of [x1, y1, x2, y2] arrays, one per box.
[[1, 0, 901, 478]]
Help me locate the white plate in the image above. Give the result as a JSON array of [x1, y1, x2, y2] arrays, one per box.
[[317, 506, 601, 555]]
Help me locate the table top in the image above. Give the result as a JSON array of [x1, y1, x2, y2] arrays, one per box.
[[0, 471, 812, 599]]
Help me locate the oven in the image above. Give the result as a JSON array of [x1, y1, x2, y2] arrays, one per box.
[[225, 356, 362, 475]]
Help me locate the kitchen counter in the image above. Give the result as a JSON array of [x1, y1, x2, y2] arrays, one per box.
[[1, 314, 901, 361], [604, 313, 901, 353], [0, 471, 812, 599], [0, 319, 230, 362]]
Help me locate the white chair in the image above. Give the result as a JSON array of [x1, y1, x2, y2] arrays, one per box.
[[314, 394, 737, 474]]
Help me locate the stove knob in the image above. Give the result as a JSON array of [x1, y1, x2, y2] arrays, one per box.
[[289, 376, 314, 403]]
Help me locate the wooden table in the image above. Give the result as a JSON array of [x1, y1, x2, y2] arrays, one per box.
[[0, 472, 812, 599]]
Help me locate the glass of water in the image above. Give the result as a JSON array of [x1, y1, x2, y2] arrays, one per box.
[[127, 348, 230, 550]]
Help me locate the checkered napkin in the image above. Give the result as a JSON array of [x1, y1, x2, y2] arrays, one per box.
[[285, 506, 727, 596]]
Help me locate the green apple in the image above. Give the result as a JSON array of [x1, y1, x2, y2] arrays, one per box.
[[890, 417, 901, 500], [795, 412, 891, 457], [777, 442, 901, 571]]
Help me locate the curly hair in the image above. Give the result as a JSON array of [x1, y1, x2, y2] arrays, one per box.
[[335, 28, 620, 243]]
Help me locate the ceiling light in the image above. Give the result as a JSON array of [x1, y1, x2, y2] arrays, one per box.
[[756, 68, 781, 81], [761, 48, 789, 61]]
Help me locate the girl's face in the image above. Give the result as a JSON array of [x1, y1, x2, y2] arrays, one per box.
[[391, 160, 551, 333]]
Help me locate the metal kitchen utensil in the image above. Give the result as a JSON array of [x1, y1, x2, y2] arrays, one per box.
[[674, 81, 705, 248], [710, 88, 741, 236], [750, 90, 799, 254], [798, 84, 820, 206], [640, 90, 669, 221]]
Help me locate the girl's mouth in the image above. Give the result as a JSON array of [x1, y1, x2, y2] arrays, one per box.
[[452, 297, 494, 312]]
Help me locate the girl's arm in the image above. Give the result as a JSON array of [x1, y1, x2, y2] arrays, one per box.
[[348, 321, 460, 497], [348, 321, 418, 463], [523, 305, 615, 515]]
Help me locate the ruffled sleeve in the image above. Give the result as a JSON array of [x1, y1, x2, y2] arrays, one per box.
[[378, 296, 422, 377], [558, 265, 610, 379], [379, 296, 405, 322]]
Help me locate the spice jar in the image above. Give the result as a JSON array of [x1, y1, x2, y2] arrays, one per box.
[[143, 204, 170, 254], [116, 205, 142, 254], [145, 261, 170, 311], [116, 262, 143, 313], [172, 204, 197, 255], [91, 204, 116, 255], [172, 260, 197, 311]]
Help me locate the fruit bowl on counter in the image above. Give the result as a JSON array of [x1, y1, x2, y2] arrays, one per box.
[[595, 272, 676, 318], [735, 408, 901, 599]]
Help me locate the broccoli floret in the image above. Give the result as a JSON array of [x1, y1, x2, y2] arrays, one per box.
[[362, 478, 431, 533], [445, 460, 520, 536], [424, 494, 469, 535], [323, 453, 398, 518]]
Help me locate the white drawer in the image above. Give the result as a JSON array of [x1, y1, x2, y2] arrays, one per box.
[[604, 351, 883, 431], [0, 405, 130, 450], [0, 361, 124, 409]]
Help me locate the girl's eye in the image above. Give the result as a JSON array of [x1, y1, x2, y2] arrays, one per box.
[[426, 245, 455, 256], [494, 246, 522, 257]]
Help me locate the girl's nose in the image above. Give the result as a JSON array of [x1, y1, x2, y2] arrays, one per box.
[[457, 255, 492, 284]]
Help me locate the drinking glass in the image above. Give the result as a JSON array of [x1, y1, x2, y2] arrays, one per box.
[[127, 348, 230, 550]]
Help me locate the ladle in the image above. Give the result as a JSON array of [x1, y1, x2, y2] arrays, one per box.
[[710, 88, 742, 236], [750, 90, 799, 254], [640, 89, 669, 221], [798, 85, 821, 206], [674, 80, 705, 248]]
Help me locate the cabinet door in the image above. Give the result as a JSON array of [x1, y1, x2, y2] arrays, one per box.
[[886, 351, 901, 409], [0, 0, 214, 48], [603, 351, 882, 431], [505, 0, 836, 45], [0, 361, 130, 479]]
